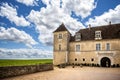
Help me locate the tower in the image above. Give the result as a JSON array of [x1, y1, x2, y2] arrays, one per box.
[[53, 23, 70, 65]]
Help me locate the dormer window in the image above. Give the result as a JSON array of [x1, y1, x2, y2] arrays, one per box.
[[58, 34, 62, 39], [75, 33, 81, 41], [95, 31, 102, 40]]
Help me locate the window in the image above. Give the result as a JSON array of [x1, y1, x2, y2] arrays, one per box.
[[75, 33, 81, 41], [76, 45, 80, 52], [91, 58, 94, 61], [54, 35, 57, 38], [95, 31, 102, 39], [83, 58, 85, 61], [59, 34, 62, 39], [75, 58, 77, 61], [106, 43, 110, 51], [59, 44, 61, 51], [96, 43, 101, 51]]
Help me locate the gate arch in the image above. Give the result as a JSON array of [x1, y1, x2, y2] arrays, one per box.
[[100, 57, 111, 67]]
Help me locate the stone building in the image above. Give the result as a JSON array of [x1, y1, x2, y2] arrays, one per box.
[[53, 23, 120, 67]]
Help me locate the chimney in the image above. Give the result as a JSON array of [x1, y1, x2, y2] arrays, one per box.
[[109, 21, 111, 25], [88, 24, 91, 30]]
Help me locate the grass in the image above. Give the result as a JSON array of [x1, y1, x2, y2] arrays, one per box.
[[0, 59, 53, 67]]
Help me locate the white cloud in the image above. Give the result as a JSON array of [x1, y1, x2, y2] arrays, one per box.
[[16, 0, 38, 6], [0, 48, 53, 59], [42, 0, 97, 18], [62, 0, 97, 19], [0, 3, 30, 27], [27, 0, 97, 45], [86, 5, 120, 27], [0, 0, 98, 46], [0, 27, 37, 48], [27, 8, 84, 45]]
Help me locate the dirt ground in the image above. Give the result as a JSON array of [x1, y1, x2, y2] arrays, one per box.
[[3, 66, 120, 80]]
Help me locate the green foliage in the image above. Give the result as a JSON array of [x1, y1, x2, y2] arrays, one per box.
[[0, 59, 53, 67]]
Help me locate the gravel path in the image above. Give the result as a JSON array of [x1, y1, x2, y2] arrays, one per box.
[[3, 66, 120, 80]]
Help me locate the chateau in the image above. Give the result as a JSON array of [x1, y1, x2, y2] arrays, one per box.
[[53, 23, 120, 67]]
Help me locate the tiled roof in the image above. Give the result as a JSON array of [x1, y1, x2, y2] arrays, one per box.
[[70, 23, 120, 42], [53, 23, 68, 32]]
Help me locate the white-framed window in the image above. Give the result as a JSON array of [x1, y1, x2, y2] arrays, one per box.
[[59, 44, 61, 51], [96, 43, 101, 51], [95, 31, 102, 40], [75, 33, 81, 41], [76, 45, 80, 52], [106, 43, 110, 51], [58, 34, 62, 39]]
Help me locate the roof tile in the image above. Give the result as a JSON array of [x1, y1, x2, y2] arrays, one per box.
[[53, 23, 68, 32], [70, 23, 120, 42]]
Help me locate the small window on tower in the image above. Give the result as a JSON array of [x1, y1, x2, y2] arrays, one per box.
[[59, 34, 62, 39], [54, 35, 57, 38], [59, 44, 61, 51]]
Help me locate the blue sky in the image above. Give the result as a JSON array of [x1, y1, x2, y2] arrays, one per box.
[[0, 0, 120, 59]]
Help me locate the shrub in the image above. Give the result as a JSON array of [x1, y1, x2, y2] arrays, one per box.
[[116, 64, 119, 67]]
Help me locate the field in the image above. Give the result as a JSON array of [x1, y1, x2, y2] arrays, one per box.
[[0, 59, 53, 67]]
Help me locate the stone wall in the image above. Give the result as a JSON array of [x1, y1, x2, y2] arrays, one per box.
[[0, 64, 53, 79]]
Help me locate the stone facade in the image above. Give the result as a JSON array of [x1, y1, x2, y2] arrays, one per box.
[[53, 23, 120, 67]]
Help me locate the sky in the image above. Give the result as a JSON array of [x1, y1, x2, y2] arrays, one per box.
[[0, 0, 120, 59]]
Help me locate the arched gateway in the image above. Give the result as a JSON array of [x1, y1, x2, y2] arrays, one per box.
[[100, 57, 111, 67]]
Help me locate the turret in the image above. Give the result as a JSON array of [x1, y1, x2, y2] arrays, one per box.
[[53, 23, 70, 65]]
